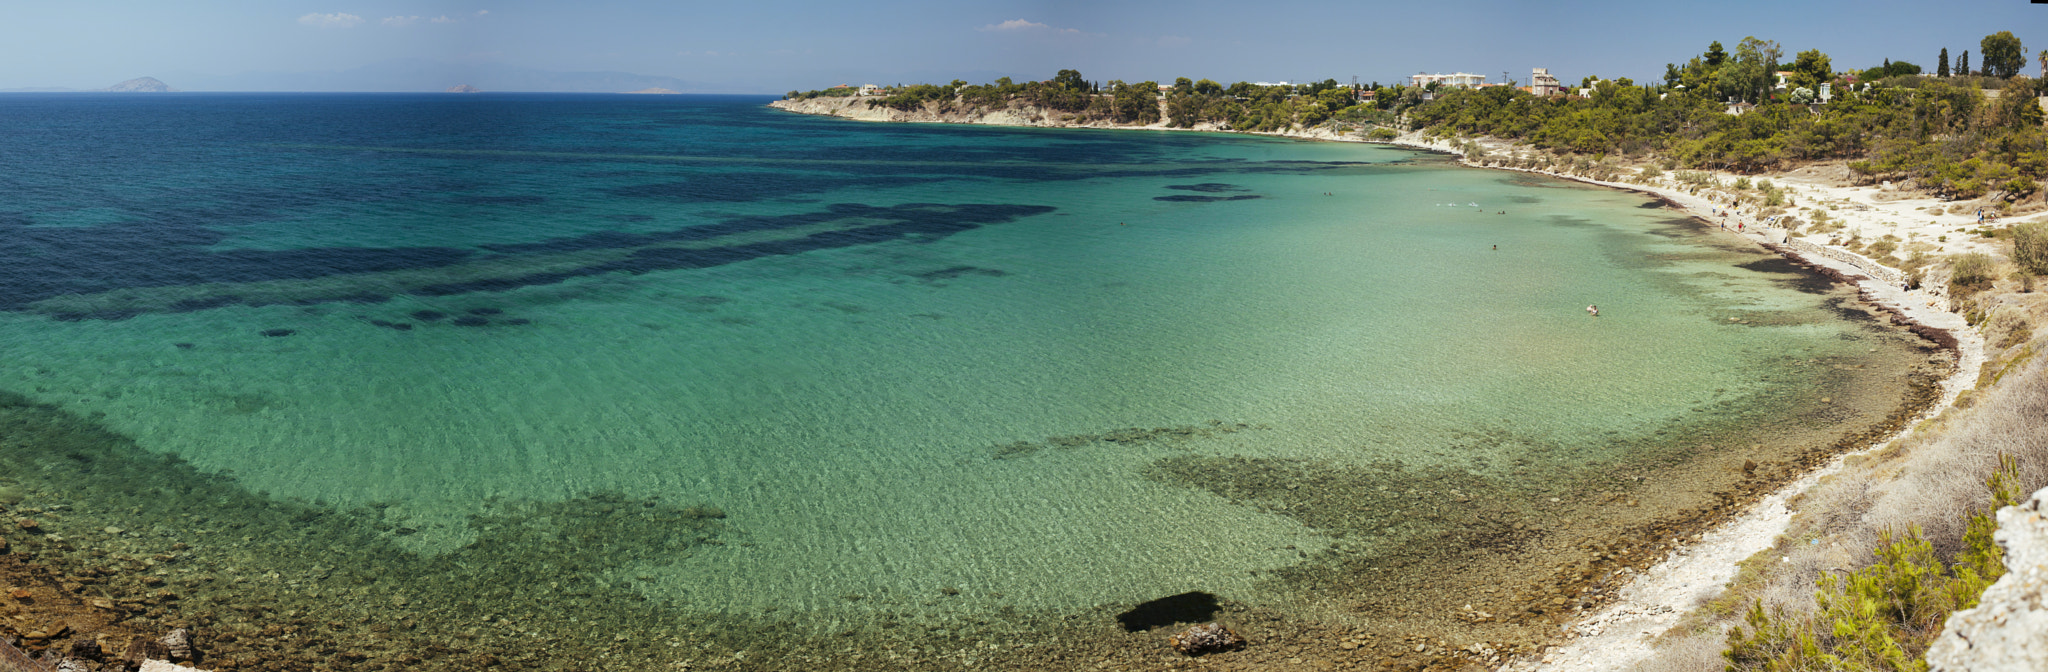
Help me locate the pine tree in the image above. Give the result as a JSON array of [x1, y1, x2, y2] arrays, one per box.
[[1938, 48, 1950, 77]]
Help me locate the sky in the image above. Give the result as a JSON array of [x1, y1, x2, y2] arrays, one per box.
[[1, 0, 2043, 93]]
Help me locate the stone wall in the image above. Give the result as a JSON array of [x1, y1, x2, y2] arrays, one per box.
[[1926, 485, 2048, 672], [1782, 238, 1907, 286]]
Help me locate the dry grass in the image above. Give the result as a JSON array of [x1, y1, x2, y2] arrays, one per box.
[[1643, 324, 2048, 671]]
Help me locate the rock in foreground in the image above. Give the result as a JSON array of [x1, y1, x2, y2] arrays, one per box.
[[1169, 623, 1245, 656]]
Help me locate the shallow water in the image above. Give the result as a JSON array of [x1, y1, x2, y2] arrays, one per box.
[[0, 94, 1934, 663]]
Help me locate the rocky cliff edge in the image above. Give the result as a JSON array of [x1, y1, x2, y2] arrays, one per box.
[[1928, 485, 2048, 671]]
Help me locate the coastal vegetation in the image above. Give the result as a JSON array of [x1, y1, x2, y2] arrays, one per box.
[[1400, 39, 2045, 201], [787, 31, 2043, 203], [1720, 458, 2021, 671]]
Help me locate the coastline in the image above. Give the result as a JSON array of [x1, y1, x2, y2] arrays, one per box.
[[1384, 134, 1987, 672], [771, 97, 1996, 670]]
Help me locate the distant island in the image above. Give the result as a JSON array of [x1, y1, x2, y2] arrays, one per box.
[[102, 77, 175, 92], [622, 88, 681, 95], [446, 84, 481, 93]]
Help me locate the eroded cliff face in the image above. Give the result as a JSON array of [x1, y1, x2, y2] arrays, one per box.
[[1928, 485, 2048, 672]]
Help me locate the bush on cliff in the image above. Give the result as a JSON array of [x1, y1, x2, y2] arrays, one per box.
[[2012, 221, 2048, 276], [1721, 457, 2021, 672]]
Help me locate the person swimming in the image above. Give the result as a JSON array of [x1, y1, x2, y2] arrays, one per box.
[[1587, 305, 1599, 317]]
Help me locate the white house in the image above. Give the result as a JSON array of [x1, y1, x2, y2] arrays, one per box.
[[859, 84, 882, 96], [1409, 72, 1486, 89], [1530, 68, 1562, 96]]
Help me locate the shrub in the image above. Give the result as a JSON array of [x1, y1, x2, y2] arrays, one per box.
[[1950, 252, 1997, 288], [1367, 127, 1398, 140], [2012, 221, 2048, 276], [1722, 457, 2021, 672]]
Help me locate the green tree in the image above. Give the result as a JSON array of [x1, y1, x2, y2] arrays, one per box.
[[1193, 79, 1222, 96], [1732, 36, 1783, 103], [1790, 49, 1833, 89], [1109, 80, 1162, 124], [1958, 50, 1970, 76], [1705, 41, 1728, 68], [1052, 69, 1087, 91], [1980, 31, 2023, 78], [1938, 47, 1950, 77], [1173, 77, 1193, 93]]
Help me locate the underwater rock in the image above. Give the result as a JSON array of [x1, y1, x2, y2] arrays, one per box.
[[501, 318, 532, 326], [159, 628, 191, 661], [467, 307, 503, 315], [173, 343, 194, 350], [125, 635, 169, 666], [1168, 623, 1245, 656], [258, 329, 295, 337], [450, 316, 490, 327], [410, 310, 446, 321]]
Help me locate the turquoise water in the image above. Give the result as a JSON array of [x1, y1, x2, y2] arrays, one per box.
[[0, 95, 1914, 635]]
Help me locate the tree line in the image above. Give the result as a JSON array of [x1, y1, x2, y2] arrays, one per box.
[[1404, 32, 2044, 200], [783, 29, 2043, 199]]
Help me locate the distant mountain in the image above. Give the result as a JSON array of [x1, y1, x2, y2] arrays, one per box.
[[103, 77, 175, 92], [622, 88, 680, 94], [447, 84, 482, 93], [165, 60, 715, 93]]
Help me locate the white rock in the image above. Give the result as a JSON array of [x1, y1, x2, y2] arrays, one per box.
[[140, 660, 213, 672], [1927, 486, 2048, 672]]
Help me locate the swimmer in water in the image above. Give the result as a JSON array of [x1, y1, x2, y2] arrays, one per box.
[[1587, 305, 1599, 317]]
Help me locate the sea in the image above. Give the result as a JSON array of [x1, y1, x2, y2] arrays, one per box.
[[0, 93, 1934, 668]]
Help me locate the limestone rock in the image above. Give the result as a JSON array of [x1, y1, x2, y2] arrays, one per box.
[[140, 660, 212, 672], [1168, 622, 1245, 656], [1927, 485, 2048, 672]]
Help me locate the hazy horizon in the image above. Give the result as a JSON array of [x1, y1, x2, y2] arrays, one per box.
[[4, 1, 2042, 94]]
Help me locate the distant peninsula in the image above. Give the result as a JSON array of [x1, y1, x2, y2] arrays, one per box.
[[446, 84, 481, 93], [622, 87, 680, 95]]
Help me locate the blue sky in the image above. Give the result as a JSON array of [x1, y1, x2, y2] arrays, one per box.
[[2, 1, 2042, 92]]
